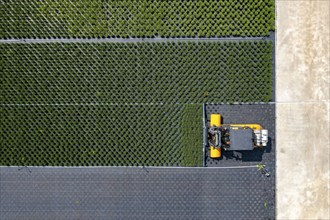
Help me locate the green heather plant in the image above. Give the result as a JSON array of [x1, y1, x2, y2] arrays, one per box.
[[1, 0, 275, 39], [181, 104, 203, 167], [0, 41, 273, 166]]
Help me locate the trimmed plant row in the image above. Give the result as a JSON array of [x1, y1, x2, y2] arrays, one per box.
[[1, 41, 273, 104], [0, 0, 275, 39], [181, 104, 203, 166]]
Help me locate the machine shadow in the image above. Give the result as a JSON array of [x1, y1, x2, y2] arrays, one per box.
[[218, 137, 272, 162]]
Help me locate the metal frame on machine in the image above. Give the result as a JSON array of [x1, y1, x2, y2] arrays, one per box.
[[202, 103, 207, 167]]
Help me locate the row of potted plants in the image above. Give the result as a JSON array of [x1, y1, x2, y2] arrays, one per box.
[[1, 41, 273, 105], [1, 0, 275, 39], [0, 104, 185, 166]]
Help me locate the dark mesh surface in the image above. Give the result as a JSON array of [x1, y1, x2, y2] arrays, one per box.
[[204, 104, 276, 219], [0, 167, 275, 220]]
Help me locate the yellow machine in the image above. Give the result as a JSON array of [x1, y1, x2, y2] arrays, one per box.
[[209, 114, 222, 158], [209, 113, 268, 159]]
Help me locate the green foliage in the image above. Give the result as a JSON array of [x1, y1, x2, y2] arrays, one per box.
[[181, 104, 203, 167], [0, 41, 273, 166], [0, 0, 275, 39], [0, 103, 204, 166], [0, 104, 183, 166], [0, 41, 273, 104], [257, 164, 266, 171]]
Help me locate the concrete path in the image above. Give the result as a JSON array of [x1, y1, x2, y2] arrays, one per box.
[[276, 1, 330, 219]]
